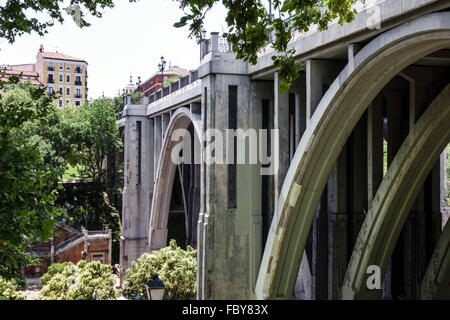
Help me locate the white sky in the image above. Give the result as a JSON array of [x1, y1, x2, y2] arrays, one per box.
[[0, 0, 229, 98]]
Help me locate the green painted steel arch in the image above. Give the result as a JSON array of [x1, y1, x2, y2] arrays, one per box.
[[255, 12, 450, 300], [341, 83, 450, 299]]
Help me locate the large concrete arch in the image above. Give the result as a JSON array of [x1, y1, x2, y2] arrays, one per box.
[[341, 83, 450, 300], [255, 12, 450, 300], [421, 218, 450, 300], [148, 107, 202, 250]]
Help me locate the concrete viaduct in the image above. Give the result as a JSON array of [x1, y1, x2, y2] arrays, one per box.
[[117, 0, 450, 300]]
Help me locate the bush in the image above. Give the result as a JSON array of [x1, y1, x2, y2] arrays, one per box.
[[40, 262, 70, 286], [0, 277, 25, 300], [36, 261, 119, 300], [123, 239, 197, 300]]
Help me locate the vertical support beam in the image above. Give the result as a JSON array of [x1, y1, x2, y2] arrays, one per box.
[[312, 191, 328, 299], [293, 73, 307, 147], [327, 147, 348, 300], [306, 59, 345, 123], [162, 113, 170, 140], [274, 71, 290, 209], [348, 113, 368, 251], [154, 116, 162, 179], [386, 90, 405, 299], [367, 97, 384, 209]]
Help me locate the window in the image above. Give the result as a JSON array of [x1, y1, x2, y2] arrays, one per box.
[[66, 63, 70, 70], [90, 253, 105, 264], [59, 63, 63, 70], [47, 86, 54, 95], [66, 88, 70, 96], [75, 101, 80, 106], [66, 100, 70, 104], [59, 74, 63, 82], [59, 87, 63, 95], [75, 76, 81, 85], [76, 88, 81, 96], [59, 99, 63, 107], [66, 75, 70, 83]]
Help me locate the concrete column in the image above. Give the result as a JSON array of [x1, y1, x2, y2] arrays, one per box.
[[327, 147, 347, 300], [348, 114, 368, 249], [154, 116, 162, 179], [121, 115, 154, 269], [312, 192, 328, 300], [306, 59, 345, 123], [367, 97, 384, 209], [274, 71, 290, 209], [292, 74, 307, 147], [162, 113, 170, 140]]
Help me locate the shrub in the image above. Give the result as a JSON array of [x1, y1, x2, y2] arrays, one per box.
[[40, 262, 70, 286], [123, 239, 197, 300], [36, 261, 119, 300], [0, 277, 25, 300]]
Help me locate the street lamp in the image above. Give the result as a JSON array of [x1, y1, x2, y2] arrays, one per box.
[[144, 273, 167, 300], [158, 56, 167, 88], [196, 27, 207, 44], [136, 76, 142, 102]]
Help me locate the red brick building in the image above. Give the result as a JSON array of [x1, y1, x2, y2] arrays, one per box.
[[138, 66, 188, 96], [24, 223, 112, 277]]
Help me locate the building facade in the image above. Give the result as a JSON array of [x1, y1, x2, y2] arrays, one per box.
[[138, 66, 188, 96], [35, 46, 89, 106]]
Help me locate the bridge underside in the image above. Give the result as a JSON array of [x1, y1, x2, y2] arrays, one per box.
[[119, 4, 450, 300]]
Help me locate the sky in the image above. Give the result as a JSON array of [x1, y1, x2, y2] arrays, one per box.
[[0, 0, 229, 99]]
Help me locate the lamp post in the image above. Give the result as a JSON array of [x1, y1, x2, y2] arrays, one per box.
[[136, 76, 142, 103], [196, 27, 207, 60], [158, 56, 166, 89], [144, 273, 167, 300]]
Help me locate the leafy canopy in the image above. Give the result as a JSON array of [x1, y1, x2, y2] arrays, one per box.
[[37, 260, 119, 300], [123, 239, 197, 300], [0, 79, 63, 280], [0, 0, 138, 43], [174, 0, 356, 91]]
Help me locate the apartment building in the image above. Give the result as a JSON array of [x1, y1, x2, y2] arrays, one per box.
[[35, 45, 88, 106]]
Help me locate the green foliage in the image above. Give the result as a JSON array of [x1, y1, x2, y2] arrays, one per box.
[[0, 277, 25, 300], [28, 98, 122, 183], [123, 240, 197, 300], [0, 80, 63, 280], [56, 182, 122, 264], [40, 262, 70, 286], [163, 74, 181, 87], [0, 0, 138, 43], [174, 0, 355, 92], [36, 261, 119, 300]]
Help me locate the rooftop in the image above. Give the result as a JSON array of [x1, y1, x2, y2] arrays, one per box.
[[39, 51, 87, 64]]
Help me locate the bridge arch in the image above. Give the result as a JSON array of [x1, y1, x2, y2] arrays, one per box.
[[148, 107, 202, 250], [341, 83, 450, 299], [255, 12, 450, 299]]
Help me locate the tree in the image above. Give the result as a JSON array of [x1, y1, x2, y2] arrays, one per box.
[[36, 261, 119, 300], [174, 0, 356, 91], [0, 79, 63, 280], [0, 0, 138, 44], [123, 240, 197, 300]]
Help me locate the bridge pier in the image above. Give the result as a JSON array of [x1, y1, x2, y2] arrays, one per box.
[[118, 6, 450, 300]]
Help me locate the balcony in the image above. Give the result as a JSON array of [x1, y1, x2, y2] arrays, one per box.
[[47, 78, 54, 83], [75, 81, 82, 86], [75, 94, 82, 99]]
